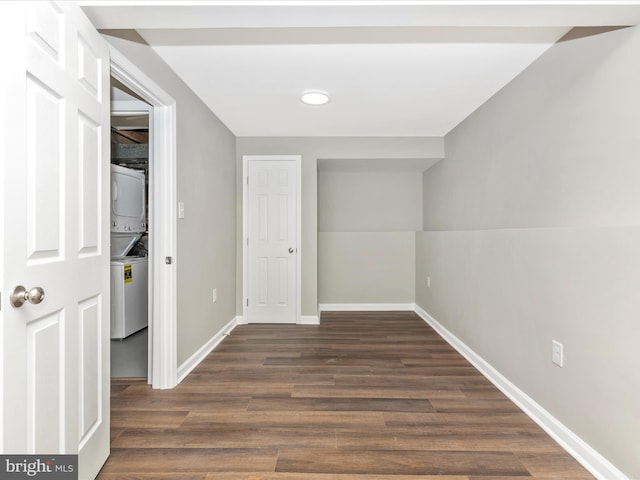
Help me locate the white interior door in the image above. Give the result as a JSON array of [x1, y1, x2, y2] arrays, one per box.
[[0, 2, 110, 478], [245, 156, 300, 324]]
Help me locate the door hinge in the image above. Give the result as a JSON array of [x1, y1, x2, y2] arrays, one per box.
[[246, 298, 249, 307], [246, 176, 249, 185]]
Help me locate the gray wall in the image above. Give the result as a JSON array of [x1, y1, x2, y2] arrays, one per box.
[[320, 232, 415, 304], [236, 136, 443, 316], [418, 26, 640, 477], [319, 171, 423, 232], [102, 31, 237, 366], [318, 169, 422, 304]]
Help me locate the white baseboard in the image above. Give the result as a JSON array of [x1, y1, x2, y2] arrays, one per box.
[[235, 315, 317, 325], [319, 303, 416, 312], [298, 315, 320, 325], [176, 316, 240, 384], [414, 304, 628, 480]]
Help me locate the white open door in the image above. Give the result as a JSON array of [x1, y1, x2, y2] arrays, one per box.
[[243, 155, 301, 324], [1, 2, 110, 478]]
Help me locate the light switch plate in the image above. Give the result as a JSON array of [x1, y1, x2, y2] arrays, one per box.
[[552, 340, 564, 367]]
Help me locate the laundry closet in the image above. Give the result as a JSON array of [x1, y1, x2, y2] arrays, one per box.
[[110, 78, 152, 378]]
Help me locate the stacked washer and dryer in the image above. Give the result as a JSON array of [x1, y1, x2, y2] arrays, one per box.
[[110, 164, 148, 340]]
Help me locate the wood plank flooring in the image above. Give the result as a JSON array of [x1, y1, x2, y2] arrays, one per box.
[[97, 311, 594, 479]]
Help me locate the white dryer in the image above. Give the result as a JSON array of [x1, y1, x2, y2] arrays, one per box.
[[111, 255, 148, 340]]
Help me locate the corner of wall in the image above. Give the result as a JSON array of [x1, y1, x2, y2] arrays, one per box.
[[176, 316, 239, 384]]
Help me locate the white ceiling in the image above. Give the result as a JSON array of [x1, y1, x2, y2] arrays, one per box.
[[81, 1, 640, 137], [134, 26, 570, 136]]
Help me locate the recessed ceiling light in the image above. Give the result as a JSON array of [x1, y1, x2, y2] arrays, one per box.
[[301, 90, 330, 106]]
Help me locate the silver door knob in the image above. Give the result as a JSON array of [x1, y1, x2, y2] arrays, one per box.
[[10, 286, 45, 308], [288, 248, 294, 253]]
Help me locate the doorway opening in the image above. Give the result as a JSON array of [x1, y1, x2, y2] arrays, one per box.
[[109, 44, 177, 389], [110, 77, 152, 379]]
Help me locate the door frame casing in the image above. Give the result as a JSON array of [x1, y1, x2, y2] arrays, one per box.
[[242, 155, 302, 324], [110, 45, 178, 389]]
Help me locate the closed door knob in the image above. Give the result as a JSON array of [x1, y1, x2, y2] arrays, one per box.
[[288, 248, 294, 253], [10, 285, 45, 308]]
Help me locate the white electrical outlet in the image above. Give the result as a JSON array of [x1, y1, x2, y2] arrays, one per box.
[[552, 340, 564, 367], [178, 201, 185, 219], [212, 288, 217, 303], [427, 276, 431, 288]]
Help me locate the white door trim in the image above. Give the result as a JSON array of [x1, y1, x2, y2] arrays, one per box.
[[109, 45, 178, 389], [242, 155, 302, 324]]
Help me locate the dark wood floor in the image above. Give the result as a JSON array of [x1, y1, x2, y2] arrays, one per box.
[[97, 311, 594, 479]]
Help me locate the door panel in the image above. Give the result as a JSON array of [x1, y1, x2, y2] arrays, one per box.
[[78, 295, 102, 449], [1, 2, 111, 478], [26, 76, 63, 261], [26, 2, 63, 65], [78, 36, 101, 98], [277, 257, 289, 305], [78, 113, 101, 256], [247, 159, 298, 323], [27, 311, 63, 453], [278, 194, 289, 240], [257, 257, 269, 305]]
